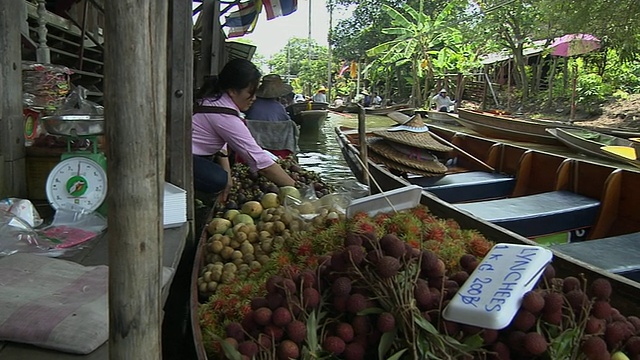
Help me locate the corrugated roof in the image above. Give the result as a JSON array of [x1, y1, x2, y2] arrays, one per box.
[[480, 40, 548, 65]]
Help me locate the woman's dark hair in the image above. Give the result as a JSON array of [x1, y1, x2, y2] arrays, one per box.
[[195, 58, 262, 103]]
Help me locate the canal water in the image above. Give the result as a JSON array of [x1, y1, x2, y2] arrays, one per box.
[[296, 112, 396, 188]]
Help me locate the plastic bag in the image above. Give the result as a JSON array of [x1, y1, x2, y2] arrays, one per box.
[[282, 184, 348, 224], [337, 180, 370, 200], [57, 85, 103, 116], [0, 209, 44, 256], [0, 198, 43, 228], [36, 208, 107, 255]]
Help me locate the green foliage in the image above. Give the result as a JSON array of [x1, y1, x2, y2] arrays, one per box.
[[577, 73, 606, 112], [267, 38, 330, 95]]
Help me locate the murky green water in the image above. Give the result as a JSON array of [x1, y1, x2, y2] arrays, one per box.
[[296, 112, 396, 188]]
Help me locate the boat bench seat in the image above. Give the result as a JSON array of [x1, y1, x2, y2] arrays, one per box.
[[455, 191, 600, 237], [408, 171, 516, 203], [550, 232, 640, 280]]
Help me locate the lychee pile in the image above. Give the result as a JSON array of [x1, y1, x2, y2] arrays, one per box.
[[198, 205, 640, 360], [488, 273, 640, 360]]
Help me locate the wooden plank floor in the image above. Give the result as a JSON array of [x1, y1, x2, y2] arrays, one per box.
[[0, 223, 189, 359]]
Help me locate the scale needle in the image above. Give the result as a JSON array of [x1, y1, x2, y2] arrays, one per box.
[[77, 161, 81, 175]]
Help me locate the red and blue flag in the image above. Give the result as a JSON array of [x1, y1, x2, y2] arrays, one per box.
[[224, 0, 263, 38], [263, 0, 297, 20]]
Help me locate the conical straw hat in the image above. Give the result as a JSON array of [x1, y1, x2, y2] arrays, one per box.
[[369, 153, 445, 177], [372, 114, 453, 152], [367, 137, 448, 175]]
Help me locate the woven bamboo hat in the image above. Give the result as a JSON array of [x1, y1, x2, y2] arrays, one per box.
[[256, 74, 294, 99], [369, 153, 445, 177], [367, 137, 448, 175], [372, 114, 453, 152]]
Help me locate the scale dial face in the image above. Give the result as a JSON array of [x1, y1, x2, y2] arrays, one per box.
[[46, 157, 107, 212]]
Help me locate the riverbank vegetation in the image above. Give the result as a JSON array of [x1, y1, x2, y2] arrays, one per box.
[[263, 0, 640, 127]]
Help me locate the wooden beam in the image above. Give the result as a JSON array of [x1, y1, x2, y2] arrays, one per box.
[[168, 0, 194, 242], [0, 0, 27, 198], [196, 0, 215, 88], [104, 1, 167, 358]]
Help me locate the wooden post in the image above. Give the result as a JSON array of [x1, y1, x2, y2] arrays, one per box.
[[570, 61, 577, 122], [104, 1, 167, 358], [168, 0, 194, 240], [0, 0, 27, 198], [507, 60, 511, 109], [546, 57, 557, 109], [196, 0, 215, 89], [357, 105, 370, 190]]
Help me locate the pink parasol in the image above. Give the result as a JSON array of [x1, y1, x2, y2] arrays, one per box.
[[550, 33, 601, 57], [549, 34, 601, 121]]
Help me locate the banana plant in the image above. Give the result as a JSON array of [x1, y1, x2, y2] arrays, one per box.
[[366, 0, 467, 107]]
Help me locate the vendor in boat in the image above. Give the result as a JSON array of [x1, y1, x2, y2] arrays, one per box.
[[373, 92, 382, 106], [354, 89, 371, 107], [192, 59, 295, 202], [431, 88, 456, 112], [244, 74, 293, 122], [312, 86, 328, 103]]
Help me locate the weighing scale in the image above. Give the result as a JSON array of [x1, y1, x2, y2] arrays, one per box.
[[41, 115, 107, 214]]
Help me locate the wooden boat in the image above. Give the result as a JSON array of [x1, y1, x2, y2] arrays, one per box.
[[456, 108, 566, 145], [190, 197, 640, 359], [336, 124, 640, 242], [191, 160, 640, 360], [286, 101, 329, 132], [286, 101, 329, 115], [365, 103, 411, 115], [547, 127, 640, 167], [292, 109, 328, 133], [458, 108, 640, 143], [328, 104, 345, 112]]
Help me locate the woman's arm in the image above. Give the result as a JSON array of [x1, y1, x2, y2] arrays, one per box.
[[216, 155, 233, 202], [258, 163, 295, 187]]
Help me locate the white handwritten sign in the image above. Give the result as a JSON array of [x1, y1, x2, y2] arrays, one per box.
[[442, 243, 553, 330]]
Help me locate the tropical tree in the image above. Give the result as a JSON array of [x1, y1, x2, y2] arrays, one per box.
[[267, 38, 330, 95], [366, 0, 471, 107], [467, 0, 553, 102]]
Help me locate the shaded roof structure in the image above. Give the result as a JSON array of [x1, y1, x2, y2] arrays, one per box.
[[480, 39, 549, 65]]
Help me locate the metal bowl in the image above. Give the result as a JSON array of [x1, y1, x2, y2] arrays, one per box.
[[41, 115, 105, 136]]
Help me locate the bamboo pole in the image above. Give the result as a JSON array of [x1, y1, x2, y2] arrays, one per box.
[[104, 1, 167, 358]]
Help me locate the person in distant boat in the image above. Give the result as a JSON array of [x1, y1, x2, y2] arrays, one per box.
[[363, 90, 372, 107], [333, 96, 344, 107], [373, 92, 382, 106], [280, 91, 295, 107], [245, 74, 293, 122], [293, 93, 306, 103], [431, 89, 456, 112], [312, 86, 328, 103], [192, 59, 295, 202]]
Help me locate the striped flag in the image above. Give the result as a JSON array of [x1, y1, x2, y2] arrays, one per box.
[[338, 62, 350, 77], [224, 0, 263, 38], [263, 0, 297, 20]]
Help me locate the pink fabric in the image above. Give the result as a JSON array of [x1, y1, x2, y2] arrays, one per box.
[[192, 93, 275, 172], [2, 267, 106, 344]]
